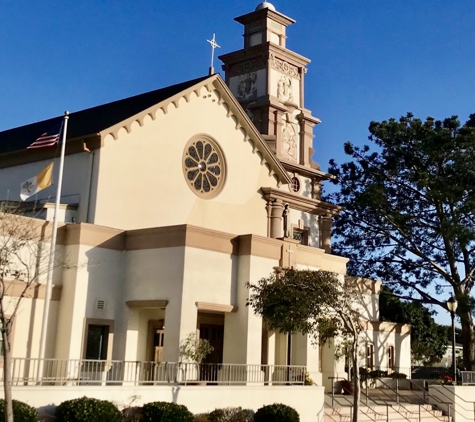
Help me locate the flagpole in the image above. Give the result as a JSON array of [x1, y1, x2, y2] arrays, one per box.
[[37, 111, 69, 378]]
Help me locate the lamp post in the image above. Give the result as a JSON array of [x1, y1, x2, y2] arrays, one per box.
[[446, 296, 458, 384]]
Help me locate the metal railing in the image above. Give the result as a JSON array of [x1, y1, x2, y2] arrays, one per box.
[[359, 366, 475, 386], [0, 358, 307, 386], [327, 377, 450, 422], [461, 371, 475, 385]]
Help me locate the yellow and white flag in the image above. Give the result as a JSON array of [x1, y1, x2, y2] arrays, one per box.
[[20, 162, 54, 201]]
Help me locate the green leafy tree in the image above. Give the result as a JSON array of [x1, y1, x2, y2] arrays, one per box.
[[379, 285, 448, 365], [248, 268, 364, 422], [328, 113, 475, 369], [178, 332, 214, 364]]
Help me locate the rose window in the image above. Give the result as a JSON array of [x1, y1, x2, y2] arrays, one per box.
[[183, 137, 226, 198]]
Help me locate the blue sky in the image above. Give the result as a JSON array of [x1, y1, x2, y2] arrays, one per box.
[[1, 1, 473, 324]]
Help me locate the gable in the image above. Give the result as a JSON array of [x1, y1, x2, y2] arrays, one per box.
[[89, 80, 287, 235]]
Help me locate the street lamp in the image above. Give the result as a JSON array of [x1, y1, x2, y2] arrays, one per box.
[[446, 296, 458, 384]]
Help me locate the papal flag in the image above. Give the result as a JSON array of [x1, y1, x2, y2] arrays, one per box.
[[20, 163, 54, 201]]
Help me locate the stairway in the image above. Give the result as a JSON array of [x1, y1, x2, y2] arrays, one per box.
[[324, 390, 450, 422]]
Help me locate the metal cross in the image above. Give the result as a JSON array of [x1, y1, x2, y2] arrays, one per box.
[[207, 33, 220, 73]]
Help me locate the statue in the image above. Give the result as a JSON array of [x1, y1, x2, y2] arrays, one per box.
[[282, 203, 290, 237]]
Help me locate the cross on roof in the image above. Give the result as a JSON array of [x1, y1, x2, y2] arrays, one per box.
[[207, 33, 220, 74]]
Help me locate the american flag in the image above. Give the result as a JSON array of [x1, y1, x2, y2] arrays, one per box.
[[27, 121, 63, 150]]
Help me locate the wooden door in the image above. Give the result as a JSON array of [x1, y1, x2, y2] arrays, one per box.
[[199, 324, 224, 364], [153, 329, 164, 363]]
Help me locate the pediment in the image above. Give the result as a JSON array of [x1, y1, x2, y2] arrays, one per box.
[[97, 74, 291, 186]]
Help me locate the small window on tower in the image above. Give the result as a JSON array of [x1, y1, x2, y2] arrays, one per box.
[[292, 228, 309, 245], [290, 176, 301, 193]]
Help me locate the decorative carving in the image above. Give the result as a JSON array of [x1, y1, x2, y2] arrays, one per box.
[[281, 112, 298, 162], [277, 75, 293, 102], [269, 54, 300, 78], [229, 57, 266, 76], [236, 72, 257, 101], [312, 181, 322, 200]]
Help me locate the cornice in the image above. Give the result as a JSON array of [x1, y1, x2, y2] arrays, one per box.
[[260, 187, 342, 215], [235, 8, 295, 27], [195, 302, 237, 313], [126, 300, 169, 308], [3, 279, 62, 301], [0, 136, 97, 170], [281, 160, 335, 181], [364, 320, 411, 335], [345, 276, 382, 295], [219, 43, 310, 68]]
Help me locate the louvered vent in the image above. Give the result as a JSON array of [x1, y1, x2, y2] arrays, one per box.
[[96, 299, 106, 310]]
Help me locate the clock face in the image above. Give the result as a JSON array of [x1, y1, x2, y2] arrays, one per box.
[[183, 136, 226, 198]]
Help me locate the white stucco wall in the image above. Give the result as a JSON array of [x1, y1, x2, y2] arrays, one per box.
[[7, 296, 59, 359], [4, 385, 325, 422], [0, 153, 93, 222], [122, 247, 186, 362], [54, 243, 125, 361], [361, 327, 412, 374], [429, 385, 475, 422], [89, 86, 280, 235]]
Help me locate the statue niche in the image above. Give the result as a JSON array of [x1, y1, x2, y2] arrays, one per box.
[[277, 75, 293, 103], [281, 112, 299, 162]]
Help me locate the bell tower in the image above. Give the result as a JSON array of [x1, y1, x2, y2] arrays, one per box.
[[219, 2, 321, 169]]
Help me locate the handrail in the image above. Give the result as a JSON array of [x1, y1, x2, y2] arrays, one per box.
[[325, 393, 386, 422], [374, 376, 474, 422], [327, 377, 431, 422], [375, 377, 453, 421], [424, 384, 475, 422]]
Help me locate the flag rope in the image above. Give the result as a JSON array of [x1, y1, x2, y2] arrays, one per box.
[[37, 111, 69, 377]]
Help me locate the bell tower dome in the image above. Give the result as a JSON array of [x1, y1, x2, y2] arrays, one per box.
[[219, 2, 321, 169]]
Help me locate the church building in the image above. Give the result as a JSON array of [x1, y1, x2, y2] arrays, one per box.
[[0, 2, 410, 394]]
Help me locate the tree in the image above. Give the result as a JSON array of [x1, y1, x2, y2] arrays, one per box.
[[327, 113, 475, 369], [0, 203, 56, 422], [379, 285, 448, 365], [248, 268, 364, 422]]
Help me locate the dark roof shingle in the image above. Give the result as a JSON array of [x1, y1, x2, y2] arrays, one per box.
[[0, 75, 209, 155]]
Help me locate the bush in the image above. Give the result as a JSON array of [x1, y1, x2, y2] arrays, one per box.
[[255, 404, 299, 422], [55, 396, 124, 422], [0, 399, 38, 422], [389, 372, 407, 379], [142, 401, 194, 422], [194, 414, 211, 422], [208, 407, 254, 422]]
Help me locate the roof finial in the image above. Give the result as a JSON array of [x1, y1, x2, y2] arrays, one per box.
[[207, 33, 220, 75]]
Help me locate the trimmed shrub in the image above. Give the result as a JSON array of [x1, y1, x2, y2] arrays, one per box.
[[0, 399, 38, 422], [208, 407, 254, 422], [194, 414, 211, 422], [389, 372, 407, 379], [142, 401, 193, 422], [255, 404, 299, 422], [55, 396, 124, 422], [123, 406, 143, 422]]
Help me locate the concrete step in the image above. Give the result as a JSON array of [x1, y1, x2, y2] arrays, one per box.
[[324, 405, 447, 422]]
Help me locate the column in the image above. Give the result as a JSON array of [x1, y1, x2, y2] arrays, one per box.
[[319, 214, 333, 253], [161, 298, 198, 363], [321, 338, 346, 391], [269, 199, 284, 238], [293, 333, 322, 386]]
